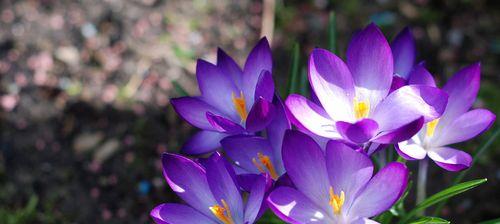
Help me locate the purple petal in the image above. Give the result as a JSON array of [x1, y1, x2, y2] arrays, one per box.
[[389, 76, 407, 93], [428, 147, 472, 171], [221, 135, 276, 175], [347, 23, 394, 107], [395, 138, 427, 160], [196, 59, 240, 121], [440, 63, 481, 125], [245, 97, 276, 132], [161, 153, 216, 217], [205, 152, 244, 221], [325, 140, 373, 209], [243, 38, 272, 103], [267, 187, 331, 223], [285, 94, 339, 138], [309, 48, 355, 121], [206, 112, 245, 134], [275, 173, 295, 188], [254, 70, 275, 102], [236, 173, 262, 192], [433, 109, 495, 147], [371, 117, 424, 144], [336, 119, 379, 144], [300, 127, 331, 150], [349, 162, 409, 218], [217, 48, 243, 88], [244, 175, 267, 223], [366, 143, 386, 156], [267, 96, 291, 174], [150, 203, 217, 224], [182, 131, 227, 155], [391, 27, 416, 79], [171, 97, 222, 131], [282, 130, 330, 207], [372, 85, 448, 132], [408, 63, 436, 87]]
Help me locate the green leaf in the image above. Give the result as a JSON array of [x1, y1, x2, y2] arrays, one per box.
[[172, 80, 189, 97], [286, 43, 301, 97], [433, 128, 499, 216], [478, 218, 500, 224], [399, 178, 487, 224], [409, 216, 450, 224], [298, 66, 309, 96], [256, 211, 286, 224], [328, 11, 337, 54]]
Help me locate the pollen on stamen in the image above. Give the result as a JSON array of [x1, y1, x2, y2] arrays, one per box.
[[252, 152, 279, 179], [426, 118, 440, 137], [209, 199, 235, 224], [231, 91, 248, 122], [329, 187, 345, 215], [353, 98, 370, 119]]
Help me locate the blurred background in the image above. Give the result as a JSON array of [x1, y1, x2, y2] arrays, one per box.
[[0, 0, 499, 223]]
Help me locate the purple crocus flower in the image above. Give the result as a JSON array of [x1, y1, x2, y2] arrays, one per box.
[[390, 27, 416, 91], [171, 38, 276, 155], [286, 23, 449, 148], [221, 97, 290, 181], [267, 130, 409, 223], [390, 27, 435, 92], [396, 63, 496, 171], [151, 152, 268, 224]]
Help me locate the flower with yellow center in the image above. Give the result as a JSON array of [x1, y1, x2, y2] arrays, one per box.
[[231, 91, 248, 122], [209, 199, 235, 224], [252, 152, 279, 179]]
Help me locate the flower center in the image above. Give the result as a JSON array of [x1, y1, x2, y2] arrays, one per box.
[[252, 152, 279, 179], [209, 199, 235, 224], [353, 98, 370, 120], [426, 118, 440, 137], [231, 91, 248, 122], [329, 187, 345, 215]]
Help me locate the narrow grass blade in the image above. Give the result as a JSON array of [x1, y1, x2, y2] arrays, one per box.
[[286, 43, 301, 97], [172, 80, 189, 97], [399, 178, 487, 223], [409, 217, 450, 224], [433, 128, 499, 216]]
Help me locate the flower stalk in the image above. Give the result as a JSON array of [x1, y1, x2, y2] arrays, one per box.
[[416, 158, 429, 215]]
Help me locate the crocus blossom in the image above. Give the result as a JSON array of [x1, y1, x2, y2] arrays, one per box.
[[286, 23, 449, 147], [390, 27, 436, 92], [391, 27, 416, 80], [396, 63, 496, 171], [171, 38, 276, 154], [151, 152, 268, 224], [221, 97, 290, 181], [389, 27, 416, 92], [267, 130, 409, 223]]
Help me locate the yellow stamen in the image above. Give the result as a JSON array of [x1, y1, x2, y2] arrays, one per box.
[[209, 199, 235, 224], [354, 98, 370, 119], [329, 187, 345, 215], [252, 152, 279, 179], [231, 91, 248, 122], [426, 118, 440, 137]]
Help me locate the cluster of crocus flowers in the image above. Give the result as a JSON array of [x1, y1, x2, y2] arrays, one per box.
[[152, 23, 495, 224]]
